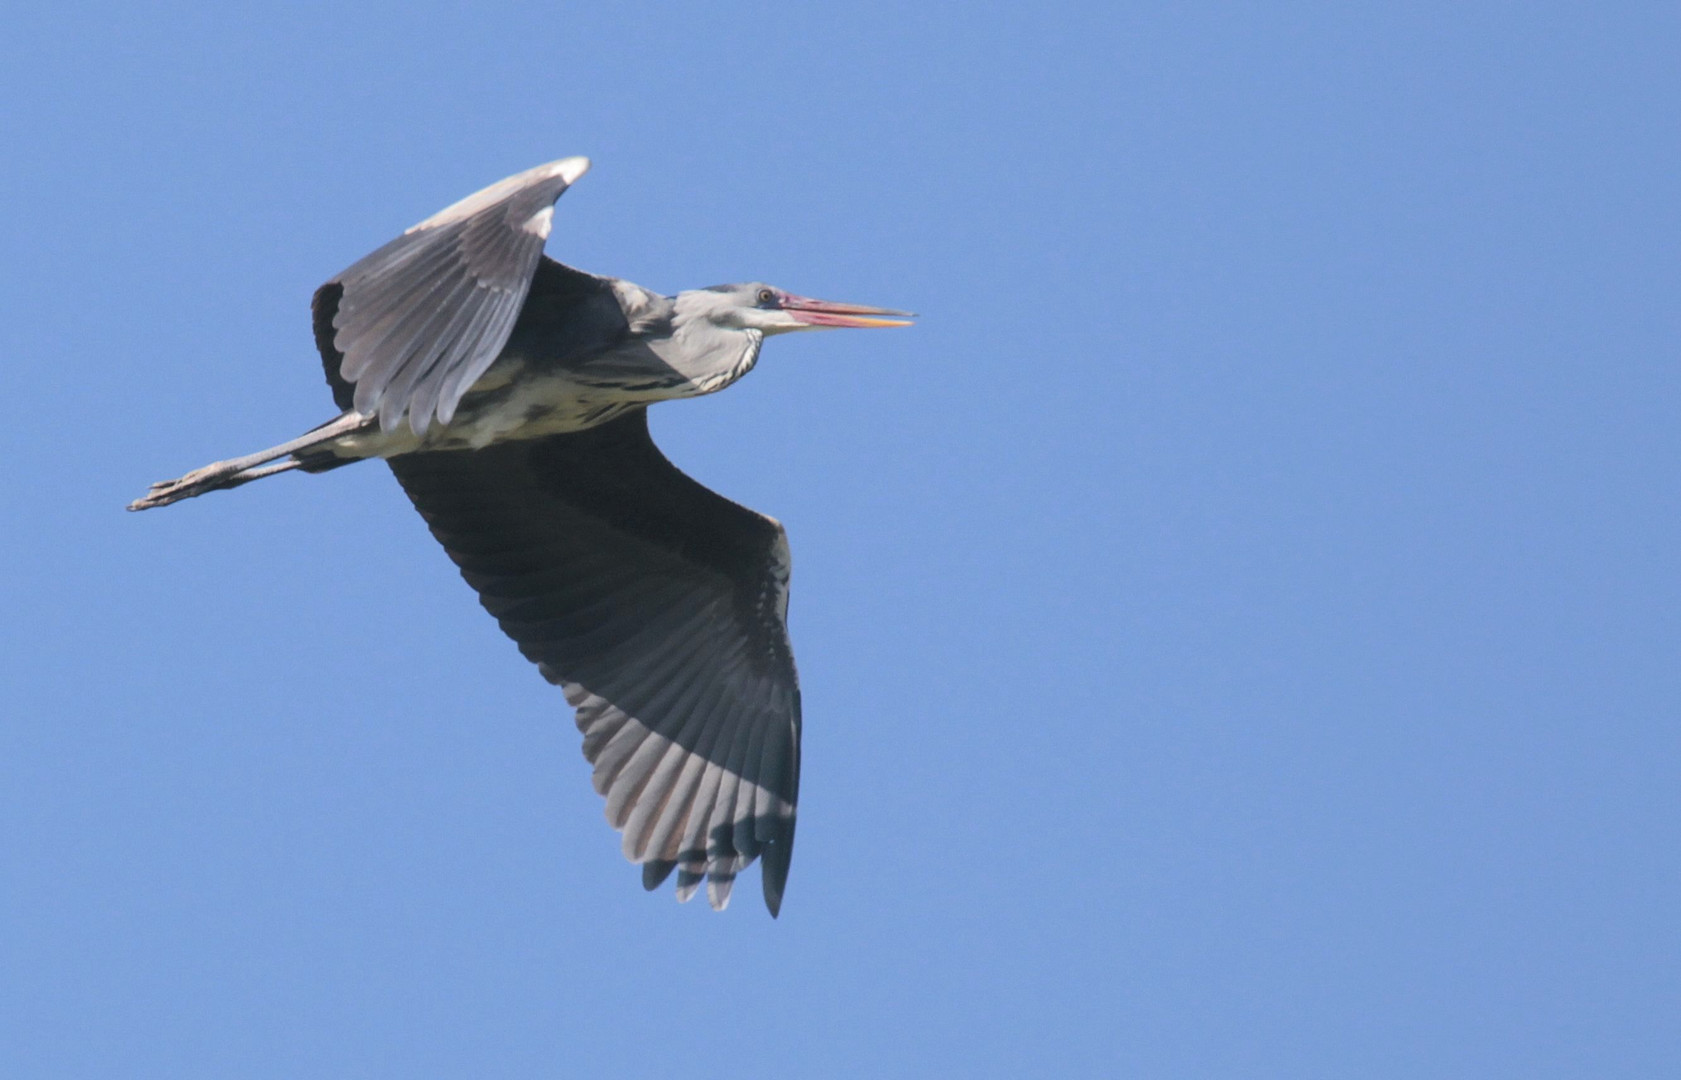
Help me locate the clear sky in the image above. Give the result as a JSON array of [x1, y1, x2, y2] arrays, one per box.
[[3, 3, 1677, 1077]]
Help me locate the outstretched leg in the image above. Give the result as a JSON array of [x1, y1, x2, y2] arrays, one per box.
[[128, 412, 371, 511]]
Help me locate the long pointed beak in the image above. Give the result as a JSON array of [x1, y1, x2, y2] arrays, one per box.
[[782, 294, 916, 328]]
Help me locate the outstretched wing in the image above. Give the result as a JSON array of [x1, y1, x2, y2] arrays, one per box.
[[387, 411, 802, 915], [317, 156, 591, 435]]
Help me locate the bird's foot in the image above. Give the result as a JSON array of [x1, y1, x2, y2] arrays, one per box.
[[128, 476, 199, 511], [127, 462, 234, 511]]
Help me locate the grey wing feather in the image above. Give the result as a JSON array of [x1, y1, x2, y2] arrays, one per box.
[[326, 157, 591, 435], [386, 410, 802, 915]]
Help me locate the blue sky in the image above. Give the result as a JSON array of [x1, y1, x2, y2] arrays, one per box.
[[3, 3, 1677, 1076]]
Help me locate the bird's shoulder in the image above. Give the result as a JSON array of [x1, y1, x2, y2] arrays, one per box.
[[503, 257, 674, 362]]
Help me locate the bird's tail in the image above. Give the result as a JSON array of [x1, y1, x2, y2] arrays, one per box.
[[127, 412, 371, 511]]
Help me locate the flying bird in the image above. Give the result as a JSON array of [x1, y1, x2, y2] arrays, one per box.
[[129, 157, 913, 915]]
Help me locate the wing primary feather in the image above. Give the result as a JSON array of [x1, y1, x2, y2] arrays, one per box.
[[335, 237, 466, 373], [602, 641, 718, 835], [642, 860, 677, 892], [594, 611, 721, 821], [706, 867, 737, 911], [386, 272, 500, 433], [407, 288, 510, 434], [673, 758, 725, 896], [436, 290, 525, 426], [674, 869, 705, 904], [730, 693, 776, 860], [618, 642, 735, 858], [373, 274, 481, 429], [350, 268, 473, 418], [754, 712, 797, 839], [591, 632, 716, 807], [705, 687, 762, 894], [635, 661, 741, 864]]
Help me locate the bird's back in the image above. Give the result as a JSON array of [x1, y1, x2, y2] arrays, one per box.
[[501, 257, 651, 366]]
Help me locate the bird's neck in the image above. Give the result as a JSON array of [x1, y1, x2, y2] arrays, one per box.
[[653, 294, 764, 396]]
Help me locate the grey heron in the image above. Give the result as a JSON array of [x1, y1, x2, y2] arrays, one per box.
[[129, 157, 913, 915]]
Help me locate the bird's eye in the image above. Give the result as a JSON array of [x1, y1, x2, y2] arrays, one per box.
[[757, 288, 776, 305]]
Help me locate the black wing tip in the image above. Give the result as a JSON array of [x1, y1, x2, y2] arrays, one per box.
[[640, 843, 789, 915], [642, 859, 677, 892], [760, 836, 793, 918]]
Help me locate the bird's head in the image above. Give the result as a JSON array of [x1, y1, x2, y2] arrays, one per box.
[[699, 283, 915, 336]]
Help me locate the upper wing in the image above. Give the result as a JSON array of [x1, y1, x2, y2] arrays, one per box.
[[387, 410, 802, 914], [317, 157, 591, 435]]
